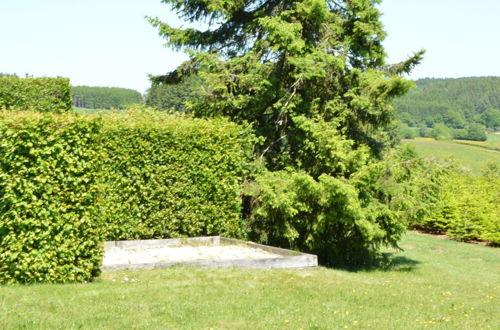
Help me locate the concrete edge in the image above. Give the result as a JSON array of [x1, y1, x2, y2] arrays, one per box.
[[104, 236, 221, 250], [101, 255, 317, 271], [219, 237, 317, 258], [102, 236, 318, 270]]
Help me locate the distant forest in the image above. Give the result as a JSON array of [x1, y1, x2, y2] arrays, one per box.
[[73, 86, 143, 109], [395, 77, 500, 135]]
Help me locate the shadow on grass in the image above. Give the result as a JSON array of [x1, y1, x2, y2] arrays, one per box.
[[379, 254, 421, 272], [326, 253, 421, 273]]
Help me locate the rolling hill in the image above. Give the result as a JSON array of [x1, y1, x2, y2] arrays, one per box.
[[394, 77, 500, 130]]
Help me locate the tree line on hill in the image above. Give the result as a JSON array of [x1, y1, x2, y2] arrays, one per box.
[[144, 76, 500, 142], [400, 121, 488, 141], [393, 77, 500, 140], [73, 86, 143, 109], [1, 74, 143, 110]]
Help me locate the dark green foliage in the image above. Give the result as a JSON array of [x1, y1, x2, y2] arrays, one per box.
[[245, 144, 454, 266], [395, 77, 500, 129], [443, 110, 466, 129], [149, 0, 423, 162], [246, 169, 407, 267], [398, 122, 418, 139], [413, 121, 487, 141], [246, 144, 458, 267], [465, 123, 487, 141], [0, 109, 255, 283], [145, 76, 203, 112], [430, 123, 454, 140], [72, 86, 143, 109], [150, 0, 424, 265], [480, 108, 500, 130], [99, 108, 255, 240], [452, 128, 469, 140], [0, 76, 72, 113], [0, 112, 104, 284]]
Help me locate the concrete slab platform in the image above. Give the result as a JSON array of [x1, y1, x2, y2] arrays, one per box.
[[101, 236, 318, 270]]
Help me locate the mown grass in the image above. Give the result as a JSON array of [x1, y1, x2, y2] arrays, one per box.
[[454, 139, 500, 152], [404, 138, 500, 175], [487, 133, 500, 143], [0, 233, 498, 329]]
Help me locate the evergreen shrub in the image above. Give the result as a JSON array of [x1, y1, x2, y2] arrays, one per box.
[[246, 169, 407, 267], [0, 76, 72, 113]]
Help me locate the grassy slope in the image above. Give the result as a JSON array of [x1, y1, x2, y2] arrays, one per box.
[[0, 233, 498, 329], [487, 133, 500, 143], [404, 138, 500, 175]]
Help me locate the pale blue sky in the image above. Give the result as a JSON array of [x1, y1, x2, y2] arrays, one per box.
[[1, 0, 499, 93]]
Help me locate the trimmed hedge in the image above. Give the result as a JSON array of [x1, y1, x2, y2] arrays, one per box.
[[0, 76, 72, 113], [99, 109, 255, 240], [0, 109, 255, 283], [0, 112, 104, 284]]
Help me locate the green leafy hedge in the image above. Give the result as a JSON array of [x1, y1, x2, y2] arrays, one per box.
[[99, 109, 255, 240], [0, 76, 72, 113], [0, 112, 104, 284], [0, 109, 255, 283]]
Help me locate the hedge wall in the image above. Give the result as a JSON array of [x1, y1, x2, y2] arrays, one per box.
[[0, 76, 72, 113], [0, 109, 255, 283], [99, 110, 255, 240], [0, 112, 104, 284]]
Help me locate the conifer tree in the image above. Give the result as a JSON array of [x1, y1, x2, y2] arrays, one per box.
[[149, 0, 424, 265]]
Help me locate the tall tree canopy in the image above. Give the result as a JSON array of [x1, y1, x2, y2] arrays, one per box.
[[149, 0, 425, 265]]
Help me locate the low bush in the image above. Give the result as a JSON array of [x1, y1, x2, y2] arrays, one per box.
[[421, 173, 499, 245], [0, 112, 104, 284], [398, 123, 418, 139], [0, 76, 72, 113], [244, 144, 460, 267], [387, 144, 455, 226], [246, 168, 408, 267]]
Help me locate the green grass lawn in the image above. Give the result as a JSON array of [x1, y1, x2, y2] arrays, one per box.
[[0, 233, 498, 329], [487, 133, 500, 143], [404, 138, 500, 175]]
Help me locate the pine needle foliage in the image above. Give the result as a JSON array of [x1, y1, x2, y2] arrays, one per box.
[[150, 0, 424, 265]]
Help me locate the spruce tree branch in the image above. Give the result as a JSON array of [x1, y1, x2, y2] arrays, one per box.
[[260, 135, 286, 160], [259, 76, 304, 161]]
